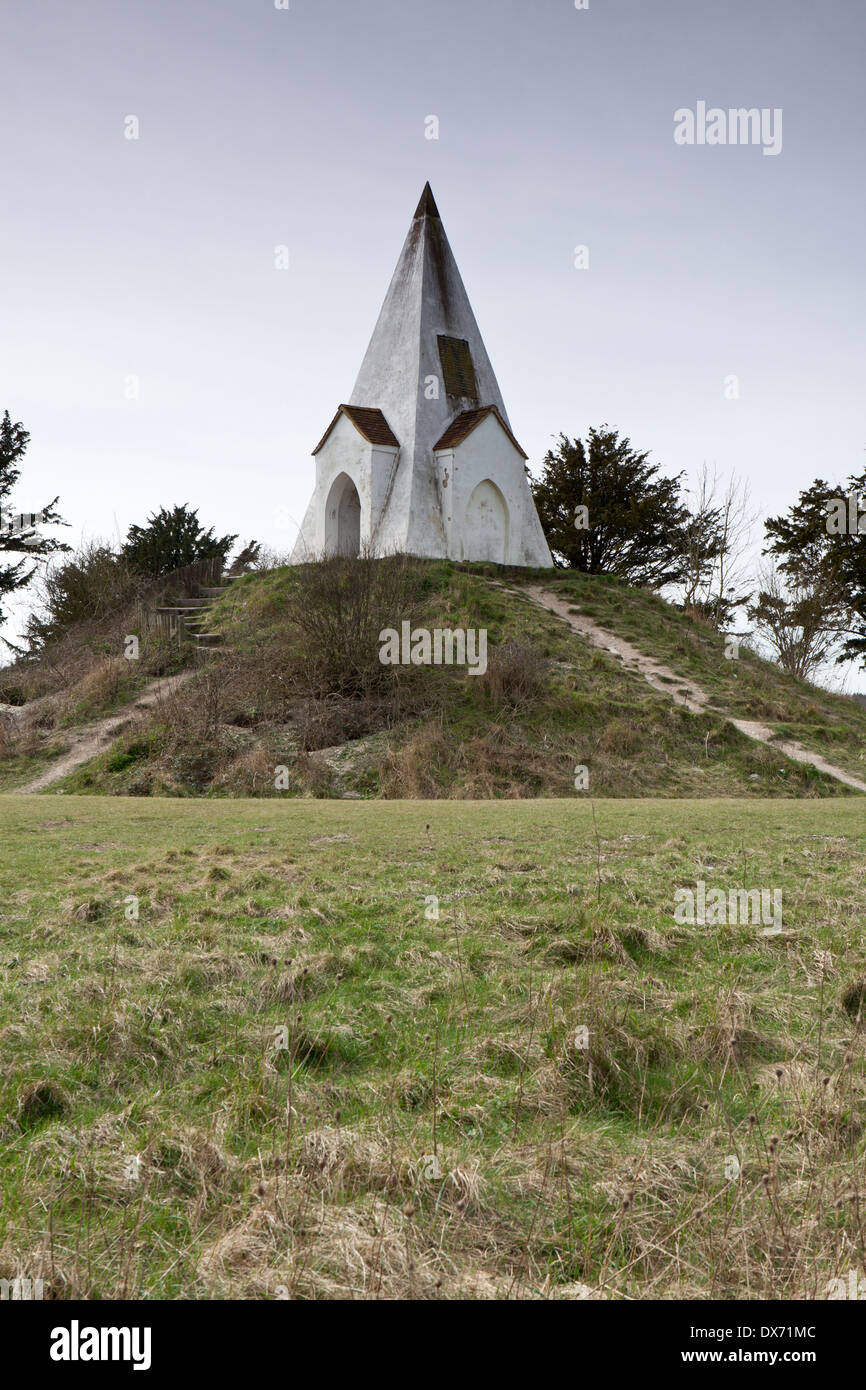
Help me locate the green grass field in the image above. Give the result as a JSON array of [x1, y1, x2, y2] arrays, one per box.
[[2, 794, 865, 1299]]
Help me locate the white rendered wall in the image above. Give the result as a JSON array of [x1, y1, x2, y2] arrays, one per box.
[[435, 414, 552, 566], [290, 413, 399, 560]]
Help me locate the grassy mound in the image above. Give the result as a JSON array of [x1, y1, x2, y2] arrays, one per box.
[[3, 558, 864, 798], [45, 560, 866, 798]]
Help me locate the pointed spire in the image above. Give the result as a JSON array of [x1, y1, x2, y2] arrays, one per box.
[[414, 182, 440, 220], [292, 183, 554, 568], [345, 182, 515, 553], [350, 181, 510, 467]]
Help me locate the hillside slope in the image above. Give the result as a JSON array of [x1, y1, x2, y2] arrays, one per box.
[[537, 569, 866, 786], [2, 560, 865, 799]]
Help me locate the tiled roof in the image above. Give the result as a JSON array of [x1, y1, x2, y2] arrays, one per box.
[[433, 406, 528, 459], [313, 405, 400, 455]]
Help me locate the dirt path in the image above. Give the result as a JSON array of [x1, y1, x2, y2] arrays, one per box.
[[520, 585, 866, 795], [10, 673, 193, 794], [727, 718, 866, 793]]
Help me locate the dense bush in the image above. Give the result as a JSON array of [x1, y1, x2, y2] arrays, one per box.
[[121, 505, 237, 580], [23, 541, 148, 651]]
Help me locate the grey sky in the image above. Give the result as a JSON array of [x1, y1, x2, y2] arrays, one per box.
[[2, 0, 864, 659]]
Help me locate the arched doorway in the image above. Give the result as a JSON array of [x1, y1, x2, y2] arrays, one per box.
[[463, 479, 508, 563], [325, 473, 361, 557]]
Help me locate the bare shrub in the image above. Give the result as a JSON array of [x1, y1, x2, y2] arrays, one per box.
[[286, 553, 430, 697], [747, 560, 847, 681], [478, 639, 548, 708], [245, 545, 293, 572], [24, 541, 149, 651]]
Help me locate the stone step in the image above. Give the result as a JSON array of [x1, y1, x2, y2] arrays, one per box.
[[155, 603, 210, 615], [194, 645, 231, 658], [146, 575, 233, 652]]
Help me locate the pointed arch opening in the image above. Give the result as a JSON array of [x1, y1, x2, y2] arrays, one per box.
[[325, 473, 361, 557], [463, 479, 509, 564]]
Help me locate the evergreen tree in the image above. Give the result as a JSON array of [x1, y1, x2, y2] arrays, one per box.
[[530, 426, 692, 588], [764, 470, 866, 665], [0, 410, 70, 632], [121, 505, 237, 578]]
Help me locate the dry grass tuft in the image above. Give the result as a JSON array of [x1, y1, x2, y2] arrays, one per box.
[[197, 1184, 446, 1299], [841, 978, 866, 1021], [17, 1079, 69, 1130]]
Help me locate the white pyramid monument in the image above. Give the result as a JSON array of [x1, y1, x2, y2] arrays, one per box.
[[291, 184, 552, 567]]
